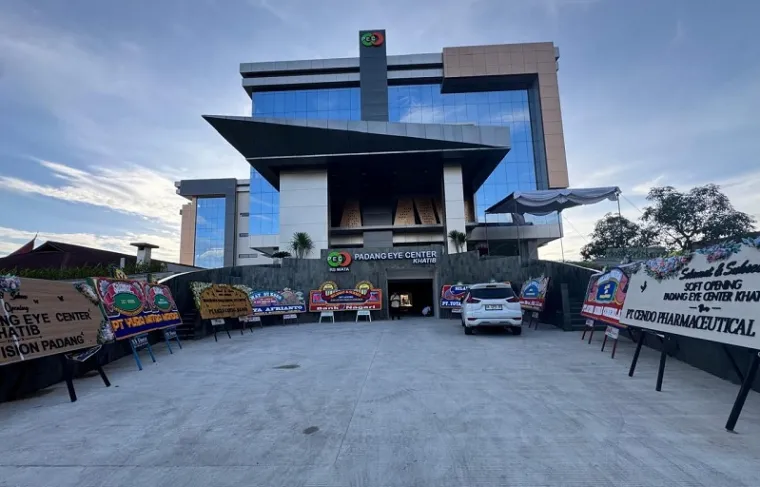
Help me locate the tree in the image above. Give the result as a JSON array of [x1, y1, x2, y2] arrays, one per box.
[[580, 213, 656, 261], [641, 184, 755, 251], [290, 232, 314, 259], [448, 230, 467, 253]]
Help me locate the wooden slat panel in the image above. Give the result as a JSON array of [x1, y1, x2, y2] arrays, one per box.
[[339, 200, 362, 228], [394, 198, 415, 226], [414, 197, 437, 225]]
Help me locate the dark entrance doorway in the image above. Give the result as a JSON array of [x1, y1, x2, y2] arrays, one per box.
[[387, 279, 434, 318]]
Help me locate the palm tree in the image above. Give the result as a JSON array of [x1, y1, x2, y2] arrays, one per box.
[[290, 232, 314, 259], [448, 230, 467, 253]]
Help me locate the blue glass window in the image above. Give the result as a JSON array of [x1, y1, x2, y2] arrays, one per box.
[[249, 87, 360, 236], [194, 197, 226, 268], [388, 84, 551, 224]]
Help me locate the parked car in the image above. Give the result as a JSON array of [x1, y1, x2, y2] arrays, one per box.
[[460, 282, 523, 335]]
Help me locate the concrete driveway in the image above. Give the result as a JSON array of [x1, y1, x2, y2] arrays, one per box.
[[1, 318, 759, 486]]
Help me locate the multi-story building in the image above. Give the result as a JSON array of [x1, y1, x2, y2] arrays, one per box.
[[177, 29, 568, 268]]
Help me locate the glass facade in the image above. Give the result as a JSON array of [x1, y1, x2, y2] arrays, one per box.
[[388, 84, 546, 224], [194, 197, 226, 268], [253, 88, 361, 120], [249, 88, 360, 234]]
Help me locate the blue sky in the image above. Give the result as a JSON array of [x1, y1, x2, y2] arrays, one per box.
[[0, 0, 758, 261]]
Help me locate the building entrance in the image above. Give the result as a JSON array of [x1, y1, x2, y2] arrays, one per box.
[[387, 279, 434, 319]]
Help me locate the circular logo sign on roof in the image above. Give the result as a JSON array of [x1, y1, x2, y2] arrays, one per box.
[[361, 31, 384, 47]]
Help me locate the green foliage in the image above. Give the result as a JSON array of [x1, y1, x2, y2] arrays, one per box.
[[447, 230, 467, 253], [580, 213, 657, 260], [290, 232, 314, 259], [641, 184, 755, 251], [0, 261, 167, 280]]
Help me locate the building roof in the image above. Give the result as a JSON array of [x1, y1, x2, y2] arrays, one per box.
[[203, 115, 511, 191], [0, 241, 179, 271]]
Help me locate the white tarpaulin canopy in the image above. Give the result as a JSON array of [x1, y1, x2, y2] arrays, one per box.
[[485, 187, 621, 216]]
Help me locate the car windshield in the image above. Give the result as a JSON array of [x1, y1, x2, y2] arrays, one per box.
[[470, 287, 514, 299]]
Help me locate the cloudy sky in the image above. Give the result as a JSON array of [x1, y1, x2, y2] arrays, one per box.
[[0, 0, 758, 262]]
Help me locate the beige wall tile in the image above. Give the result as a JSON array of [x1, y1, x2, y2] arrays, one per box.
[[545, 133, 565, 151], [444, 54, 459, 67], [485, 53, 500, 66], [471, 45, 486, 54], [541, 109, 562, 123], [522, 63, 537, 74], [486, 64, 503, 75], [546, 144, 567, 164], [536, 50, 556, 63], [460, 66, 474, 76], [523, 50, 538, 64], [472, 64, 487, 76], [538, 62, 556, 74], [447, 66, 461, 77], [509, 52, 525, 66], [548, 170, 569, 189], [498, 52, 511, 66], [459, 54, 473, 67], [472, 53, 486, 67], [540, 96, 561, 112], [543, 121, 563, 135]]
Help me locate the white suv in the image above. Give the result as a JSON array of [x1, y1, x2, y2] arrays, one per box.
[[461, 283, 523, 335]]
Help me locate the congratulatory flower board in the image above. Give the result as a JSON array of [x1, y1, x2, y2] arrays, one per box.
[[620, 240, 760, 349]]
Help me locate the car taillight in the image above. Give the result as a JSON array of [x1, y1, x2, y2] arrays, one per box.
[[506, 296, 518, 303], [466, 296, 480, 303]]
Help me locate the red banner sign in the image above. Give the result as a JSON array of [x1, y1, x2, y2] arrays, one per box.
[[580, 267, 631, 328], [308, 288, 383, 312]]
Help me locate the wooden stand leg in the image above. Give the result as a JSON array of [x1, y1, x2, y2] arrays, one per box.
[[164, 334, 174, 354], [146, 341, 156, 363], [587, 326, 595, 344], [601, 334, 608, 352], [97, 364, 111, 387], [225, 323, 231, 339], [725, 352, 760, 432], [131, 342, 143, 371], [656, 340, 668, 392], [611, 338, 618, 359], [629, 329, 645, 377], [60, 355, 77, 402]]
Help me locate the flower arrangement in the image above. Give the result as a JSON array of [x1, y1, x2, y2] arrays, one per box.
[[742, 236, 760, 249], [0, 275, 21, 298], [643, 254, 693, 281], [696, 241, 742, 263], [189, 282, 212, 310]]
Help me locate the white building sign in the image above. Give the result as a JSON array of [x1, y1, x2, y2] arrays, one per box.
[[620, 241, 760, 349], [353, 251, 437, 265]]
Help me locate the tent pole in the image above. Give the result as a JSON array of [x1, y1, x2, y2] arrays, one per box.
[[515, 201, 522, 266], [617, 191, 626, 254], [558, 211, 565, 262], [484, 212, 490, 256]]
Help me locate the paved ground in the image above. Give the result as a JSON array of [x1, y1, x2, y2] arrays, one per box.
[[1, 319, 759, 487]]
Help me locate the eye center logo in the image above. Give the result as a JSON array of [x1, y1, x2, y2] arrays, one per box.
[[361, 31, 384, 47], [327, 251, 352, 272]]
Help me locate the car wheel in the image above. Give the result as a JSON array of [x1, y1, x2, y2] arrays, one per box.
[[512, 327, 522, 336], [464, 326, 474, 335]]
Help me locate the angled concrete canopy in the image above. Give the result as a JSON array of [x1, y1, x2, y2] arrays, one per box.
[[203, 115, 510, 191]]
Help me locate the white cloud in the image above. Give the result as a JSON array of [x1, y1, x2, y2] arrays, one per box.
[[198, 248, 224, 260], [0, 160, 187, 228], [631, 175, 666, 195], [0, 226, 180, 262]]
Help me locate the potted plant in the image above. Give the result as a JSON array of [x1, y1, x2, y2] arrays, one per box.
[[448, 230, 467, 253], [290, 232, 314, 259]]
